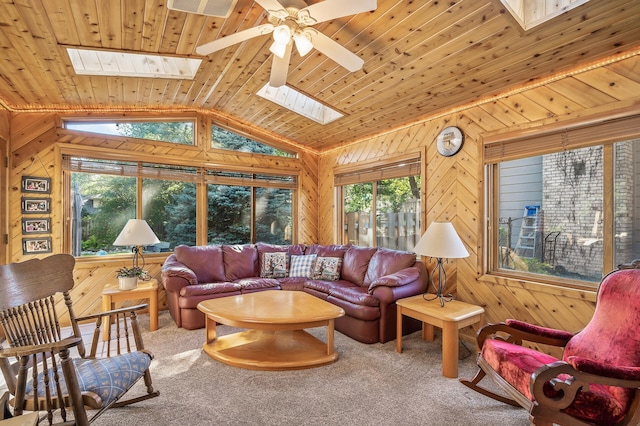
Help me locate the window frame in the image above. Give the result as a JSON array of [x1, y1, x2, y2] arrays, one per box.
[[334, 152, 423, 249], [62, 116, 197, 146], [62, 151, 299, 256], [483, 108, 640, 288]]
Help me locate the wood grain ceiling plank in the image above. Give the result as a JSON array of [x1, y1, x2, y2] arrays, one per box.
[[545, 77, 618, 109], [122, 0, 147, 51], [572, 67, 640, 101], [319, 1, 639, 143], [174, 12, 207, 55], [40, 0, 80, 46], [519, 85, 585, 117], [298, 0, 473, 103], [69, 0, 101, 47], [140, 0, 169, 52], [495, 95, 551, 123], [96, 0, 122, 49]]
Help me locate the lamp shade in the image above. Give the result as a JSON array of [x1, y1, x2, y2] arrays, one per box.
[[413, 221, 469, 259], [113, 219, 160, 246]]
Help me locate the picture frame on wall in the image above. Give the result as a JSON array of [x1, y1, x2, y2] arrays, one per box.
[[21, 197, 51, 214], [22, 218, 51, 235], [21, 176, 51, 194], [22, 237, 52, 255]]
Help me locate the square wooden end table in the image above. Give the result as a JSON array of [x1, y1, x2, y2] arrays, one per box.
[[101, 278, 159, 341], [396, 294, 485, 378]]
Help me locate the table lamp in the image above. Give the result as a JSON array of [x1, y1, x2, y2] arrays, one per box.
[[414, 221, 469, 306], [113, 219, 160, 270]]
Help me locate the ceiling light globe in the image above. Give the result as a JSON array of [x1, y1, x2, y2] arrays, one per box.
[[272, 25, 291, 44], [269, 40, 288, 59], [294, 33, 313, 56]]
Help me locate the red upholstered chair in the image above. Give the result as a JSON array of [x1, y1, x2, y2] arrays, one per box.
[[461, 263, 640, 426]]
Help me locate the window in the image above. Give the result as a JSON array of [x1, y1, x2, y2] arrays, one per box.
[[206, 171, 295, 245], [211, 124, 294, 157], [67, 157, 197, 256], [65, 156, 297, 256], [336, 155, 421, 252], [486, 113, 640, 286], [65, 120, 195, 145]]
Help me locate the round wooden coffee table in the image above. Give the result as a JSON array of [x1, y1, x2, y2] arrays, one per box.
[[197, 291, 345, 370]]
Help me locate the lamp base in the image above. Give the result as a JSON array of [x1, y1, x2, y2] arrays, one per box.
[[423, 291, 453, 307], [423, 257, 453, 307]]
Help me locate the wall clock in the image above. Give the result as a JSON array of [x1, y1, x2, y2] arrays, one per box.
[[436, 126, 464, 157]]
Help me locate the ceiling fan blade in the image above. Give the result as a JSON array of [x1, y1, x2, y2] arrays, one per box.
[[301, 0, 377, 25], [270, 42, 292, 87], [196, 23, 274, 55], [310, 31, 364, 72], [254, 0, 288, 19]]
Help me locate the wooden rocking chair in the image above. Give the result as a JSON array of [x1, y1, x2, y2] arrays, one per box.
[[460, 261, 640, 425], [0, 254, 159, 425]]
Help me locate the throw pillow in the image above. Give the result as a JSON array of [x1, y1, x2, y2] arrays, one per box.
[[289, 254, 317, 278], [260, 252, 289, 278], [312, 257, 343, 281]]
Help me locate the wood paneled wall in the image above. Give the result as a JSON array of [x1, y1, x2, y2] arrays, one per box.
[[7, 113, 319, 321], [318, 54, 640, 346]]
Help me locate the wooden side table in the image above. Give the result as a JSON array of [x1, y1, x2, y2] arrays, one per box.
[[396, 294, 485, 378], [101, 278, 159, 341]]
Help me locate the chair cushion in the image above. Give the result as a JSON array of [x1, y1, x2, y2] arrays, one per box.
[[26, 351, 152, 407], [482, 339, 630, 425]]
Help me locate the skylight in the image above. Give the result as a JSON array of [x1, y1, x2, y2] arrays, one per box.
[[257, 84, 344, 125], [67, 48, 201, 80], [500, 0, 590, 30]]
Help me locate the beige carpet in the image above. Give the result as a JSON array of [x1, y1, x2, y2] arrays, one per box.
[[90, 311, 530, 426]]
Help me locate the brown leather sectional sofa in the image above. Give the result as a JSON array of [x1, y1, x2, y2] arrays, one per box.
[[161, 242, 428, 343]]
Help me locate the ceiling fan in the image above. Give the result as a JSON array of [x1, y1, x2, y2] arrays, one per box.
[[187, 0, 377, 87]]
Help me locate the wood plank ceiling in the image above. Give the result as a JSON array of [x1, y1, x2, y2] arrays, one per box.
[[0, 0, 638, 151]]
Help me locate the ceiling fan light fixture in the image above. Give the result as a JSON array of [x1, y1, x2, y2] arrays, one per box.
[[272, 25, 292, 45], [293, 31, 313, 56], [269, 40, 290, 59]]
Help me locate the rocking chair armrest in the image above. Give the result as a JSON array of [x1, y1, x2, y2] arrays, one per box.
[[531, 360, 640, 411], [76, 303, 149, 322], [566, 355, 640, 381], [0, 337, 82, 358], [505, 319, 575, 342], [477, 322, 572, 348]]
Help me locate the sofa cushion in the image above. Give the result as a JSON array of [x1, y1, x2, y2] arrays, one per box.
[[342, 246, 377, 287], [312, 257, 343, 281], [305, 279, 357, 295], [329, 285, 380, 308], [174, 244, 226, 283], [260, 252, 289, 278], [289, 254, 317, 278], [223, 244, 258, 281], [364, 247, 416, 286], [234, 277, 280, 291]]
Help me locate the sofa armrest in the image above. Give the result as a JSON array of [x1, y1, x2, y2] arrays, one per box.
[[161, 254, 198, 293], [180, 282, 240, 297], [367, 267, 420, 293], [368, 266, 427, 304]]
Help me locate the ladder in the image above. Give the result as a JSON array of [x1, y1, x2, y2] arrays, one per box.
[[515, 205, 541, 259]]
